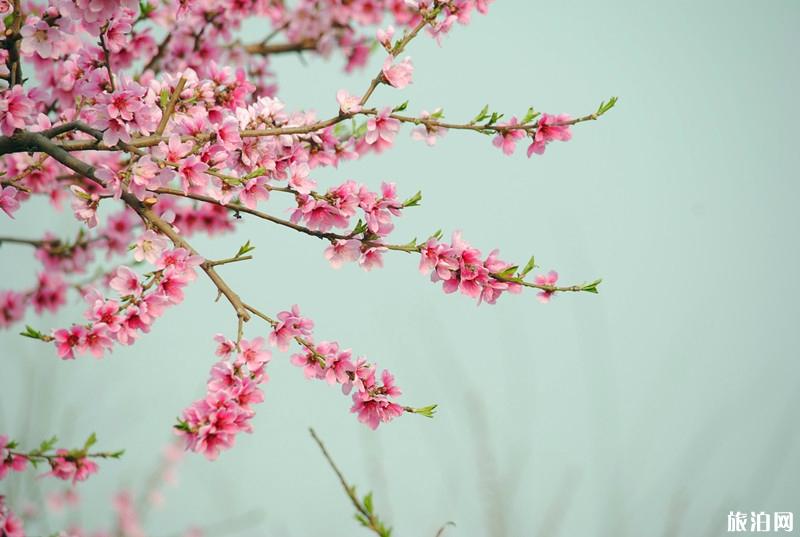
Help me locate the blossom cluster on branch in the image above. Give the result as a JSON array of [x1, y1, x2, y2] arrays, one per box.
[[0, 0, 616, 500]]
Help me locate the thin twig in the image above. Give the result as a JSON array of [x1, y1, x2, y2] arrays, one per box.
[[155, 77, 187, 136]]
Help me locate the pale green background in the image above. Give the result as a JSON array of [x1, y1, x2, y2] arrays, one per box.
[[2, 1, 799, 535]]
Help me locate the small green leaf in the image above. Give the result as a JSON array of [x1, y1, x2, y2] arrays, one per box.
[[392, 100, 409, 113], [582, 278, 602, 294], [521, 106, 539, 124], [20, 325, 47, 340], [236, 240, 256, 258], [355, 514, 370, 527], [402, 190, 422, 208], [350, 219, 368, 236], [159, 88, 170, 109], [498, 265, 518, 278], [596, 96, 618, 116], [83, 432, 97, 451], [363, 492, 374, 514], [520, 256, 537, 277], [410, 404, 437, 418], [487, 112, 504, 126], [174, 419, 191, 432], [471, 104, 489, 124]]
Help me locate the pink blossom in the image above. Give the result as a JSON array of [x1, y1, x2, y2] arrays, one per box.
[[86, 299, 122, 333], [239, 176, 269, 209], [155, 136, 192, 162], [527, 113, 572, 156], [534, 270, 559, 303], [53, 325, 87, 360], [83, 324, 113, 357], [104, 19, 132, 53], [133, 230, 169, 265], [376, 26, 395, 49], [411, 109, 447, 146], [20, 18, 63, 59], [364, 108, 400, 152], [0, 186, 20, 218], [0, 291, 25, 328], [0, 496, 24, 537], [287, 162, 315, 195], [382, 56, 414, 89], [492, 117, 526, 156], [31, 272, 67, 314], [358, 246, 385, 271], [324, 239, 361, 269], [213, 333, 236, 357], [268, 305, 314, 352], [336, 89, 362, 114], [178, 156, 210, 194], [69, 186, 100, 228], [237, 337, 271, 374], [154, 248, 203, 281], [109, 266, 142, 296], [0, 86, 33, 136]]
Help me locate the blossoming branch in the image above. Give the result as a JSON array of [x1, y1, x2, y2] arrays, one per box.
[[0, 0, 617, 474]]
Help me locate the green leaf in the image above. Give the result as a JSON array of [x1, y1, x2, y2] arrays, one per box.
[[392, 100, 409, 113], [236, 240, 256, 258], [174, 419, 191, 432], [159, 88, 170, 109], [363, 492, 374, 514], [430, 108, 445, 119], [498, 265, 518, 278], [471, 104, 489, 124], [402, 190, 422, 208], [350, 219, 368, 236], [521, 106, 539, 124], [109, 449, 126, 459], [35, 436, 58, 454], [596, 96, 619, 116], [520, 256, 537, 277], [410, 404, 437, 418], [83, 432, 97, 451], [355, 514, 370, 527], [20, 325, 47, 340], [487, 112, 504, 126], [581, 278, 602, 294]]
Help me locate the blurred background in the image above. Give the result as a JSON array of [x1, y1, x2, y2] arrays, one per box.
[[2, 0, 799, 535]]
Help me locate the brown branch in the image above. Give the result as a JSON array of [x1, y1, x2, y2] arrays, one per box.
[[122, 194, 251, 322], [243, 38, 318, 55], [139, 32, 172, 76], [155, 77, 187, 136], [98, 28, 115, 92]]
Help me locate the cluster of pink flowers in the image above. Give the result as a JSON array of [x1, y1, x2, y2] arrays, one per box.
[[417, 232, 563, 304], [492, 114, 573, 157], [272, 306, 405, 429], [52, 245, 202, 360], [291, 180, 404, 269], [419, 231, 523, 304], [177, 336, 271, 460], [0, 496, 24, 537], [0, 436, 27, 480], [43, 450, 99, 484]]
